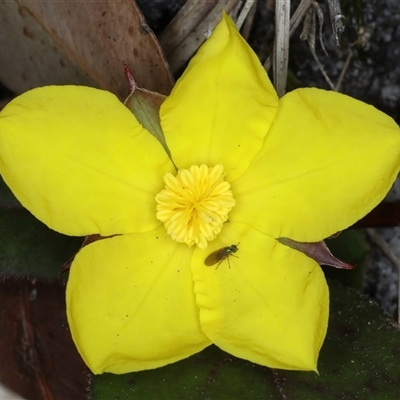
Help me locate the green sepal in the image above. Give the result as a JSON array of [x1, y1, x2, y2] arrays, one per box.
[[124, 86, 172, 161]]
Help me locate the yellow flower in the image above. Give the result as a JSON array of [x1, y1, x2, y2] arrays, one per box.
[[1, 15, 400, 375]]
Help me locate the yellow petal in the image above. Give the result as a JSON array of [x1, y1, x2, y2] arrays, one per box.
[[0, 86, 174, 236], [231, 88, 400, 241], [66, 229, 210, 374], [192, 222, 329, 371], [160, 14, 278, 181]]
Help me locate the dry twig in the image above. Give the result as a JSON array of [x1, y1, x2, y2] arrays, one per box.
[[273, 0, 291, 97]]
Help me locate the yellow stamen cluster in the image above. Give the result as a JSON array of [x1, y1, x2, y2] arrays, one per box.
[[155, 164, 235, 249]]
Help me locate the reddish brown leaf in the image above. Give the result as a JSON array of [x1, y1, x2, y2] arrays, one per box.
[[0, 280, 88, 400], [353, 202, 400, 227]]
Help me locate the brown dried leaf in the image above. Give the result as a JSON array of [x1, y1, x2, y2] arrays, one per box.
[[0, 0, 173, 98], [159, 0, 244, 75]]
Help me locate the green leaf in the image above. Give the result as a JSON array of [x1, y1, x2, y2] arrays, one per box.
[[0, 175, 21, 208], [90, 279, 400, 399], [92, 346, 276, 399], [0, 175, 81, 279], [276, 279, 400, 399], [0, 207, 82, 280]]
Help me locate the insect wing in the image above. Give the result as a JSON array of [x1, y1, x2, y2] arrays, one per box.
[[204, 245, 238, 267], [204, 248, 225, 266]]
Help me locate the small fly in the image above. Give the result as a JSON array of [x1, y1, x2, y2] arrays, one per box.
[[204, 244, 239, 269]]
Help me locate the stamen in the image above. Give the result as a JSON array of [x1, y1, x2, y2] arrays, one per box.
[[155, 165, 235, 249]]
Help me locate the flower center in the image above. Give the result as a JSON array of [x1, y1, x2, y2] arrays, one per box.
[[155, 164, 236, 249]]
